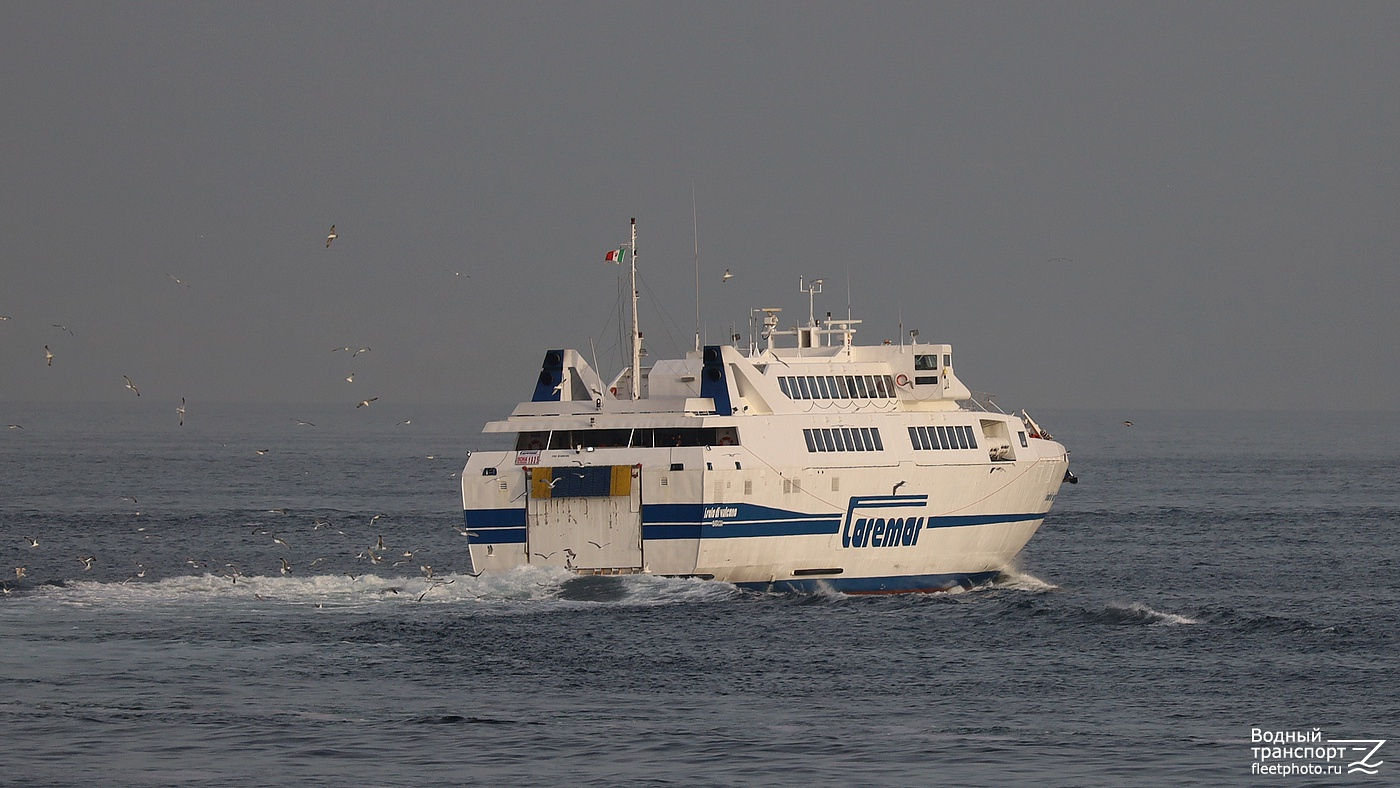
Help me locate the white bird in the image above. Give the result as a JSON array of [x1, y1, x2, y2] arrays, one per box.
[[79, 556, 95, 571], [14, 567, 26, 580], [279, 557, 291, 574], [352, 347, 371, 357], [326, 225, 337, 247], [272, 535, 291, 548], [167, 274, 190, 286], [44, 345, 53, 366], [123, 375, 141, 397], [24, 537, 39, 548], [331, 346, 351, 353], [177, 398, 186, 426], [292, 418, 315, 426], [6, 424, 22, 430], [370, 514, 385, 527], [374, 532, 385, 549], [344, 373, 355, 383], [722, 268, 733, 283], [397, 419, 412, 426], [53, 324, 73, 335], [357, 397, 378, 408], [255, 449, 270, 455]]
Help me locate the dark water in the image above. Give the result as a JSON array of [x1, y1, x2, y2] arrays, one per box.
[[2, 404, 1397, 786]]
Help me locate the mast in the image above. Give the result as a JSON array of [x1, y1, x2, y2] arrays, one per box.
[[629, 218, 641, 400], [693, 182, 701, 353]]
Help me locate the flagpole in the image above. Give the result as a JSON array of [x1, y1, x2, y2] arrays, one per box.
[[629, 218, 641, 400]]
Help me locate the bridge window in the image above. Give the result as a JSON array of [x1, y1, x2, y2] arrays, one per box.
[[775, 373, 900, 400], [515, 431, 550, 451], [915, 354, 938, 371]]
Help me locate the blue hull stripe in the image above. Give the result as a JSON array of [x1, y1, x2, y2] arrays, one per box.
[[463, 504, 1043, 545]]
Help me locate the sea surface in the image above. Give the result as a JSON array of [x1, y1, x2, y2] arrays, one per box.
[[2, 403, 1396, 786]]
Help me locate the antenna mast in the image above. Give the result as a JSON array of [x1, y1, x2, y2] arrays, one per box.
[[629, 218, 641, 400], [693, 182, 700, 353]]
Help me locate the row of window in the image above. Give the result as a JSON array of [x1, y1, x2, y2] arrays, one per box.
[[803, 427, 886, 453], [778, 374, 896, 400], [908, 425, 979, 451], [515, 427, 739, 450]]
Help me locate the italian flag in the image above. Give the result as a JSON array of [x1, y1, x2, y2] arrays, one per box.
[[605, 247, 628, 264]]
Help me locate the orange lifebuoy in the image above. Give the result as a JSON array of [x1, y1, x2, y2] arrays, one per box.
[[896, 374, 910, 387], [719, 434, 734, 446]]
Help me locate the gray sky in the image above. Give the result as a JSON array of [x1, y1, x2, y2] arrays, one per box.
[[3, 2, 1397, 414]]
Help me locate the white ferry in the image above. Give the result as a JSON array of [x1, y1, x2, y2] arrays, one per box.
[[460, 221, 1072, 593]]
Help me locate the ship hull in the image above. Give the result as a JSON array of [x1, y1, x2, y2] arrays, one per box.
[[463, 446, 1067, 593]]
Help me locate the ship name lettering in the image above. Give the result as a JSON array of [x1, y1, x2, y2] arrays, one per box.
[[842, 516, 924, 548]]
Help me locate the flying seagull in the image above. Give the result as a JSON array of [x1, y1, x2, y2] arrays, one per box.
[[722, 268, 733, 283], [24, 537, 38, 548], [44, 345, 53, 366], [6, 424, 21, 430], [123, 375, 141, 397], [356, 397, 378, 408], [167, 274, 190, 287], [79, 556, 94, 571], [53, 324, 74, 335], [292, 418, 315, 426], [279, 557, 291, 574], [345, 372, 355, 383], [352, 347, 371, 357], [326, 225, 337, 247], [177, 398, 186, 426]]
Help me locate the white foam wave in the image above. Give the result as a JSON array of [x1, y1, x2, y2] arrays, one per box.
[[970, 568, 1061, 594], [1108, 601, 1199, 626], [30, 566, 739, 610]]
